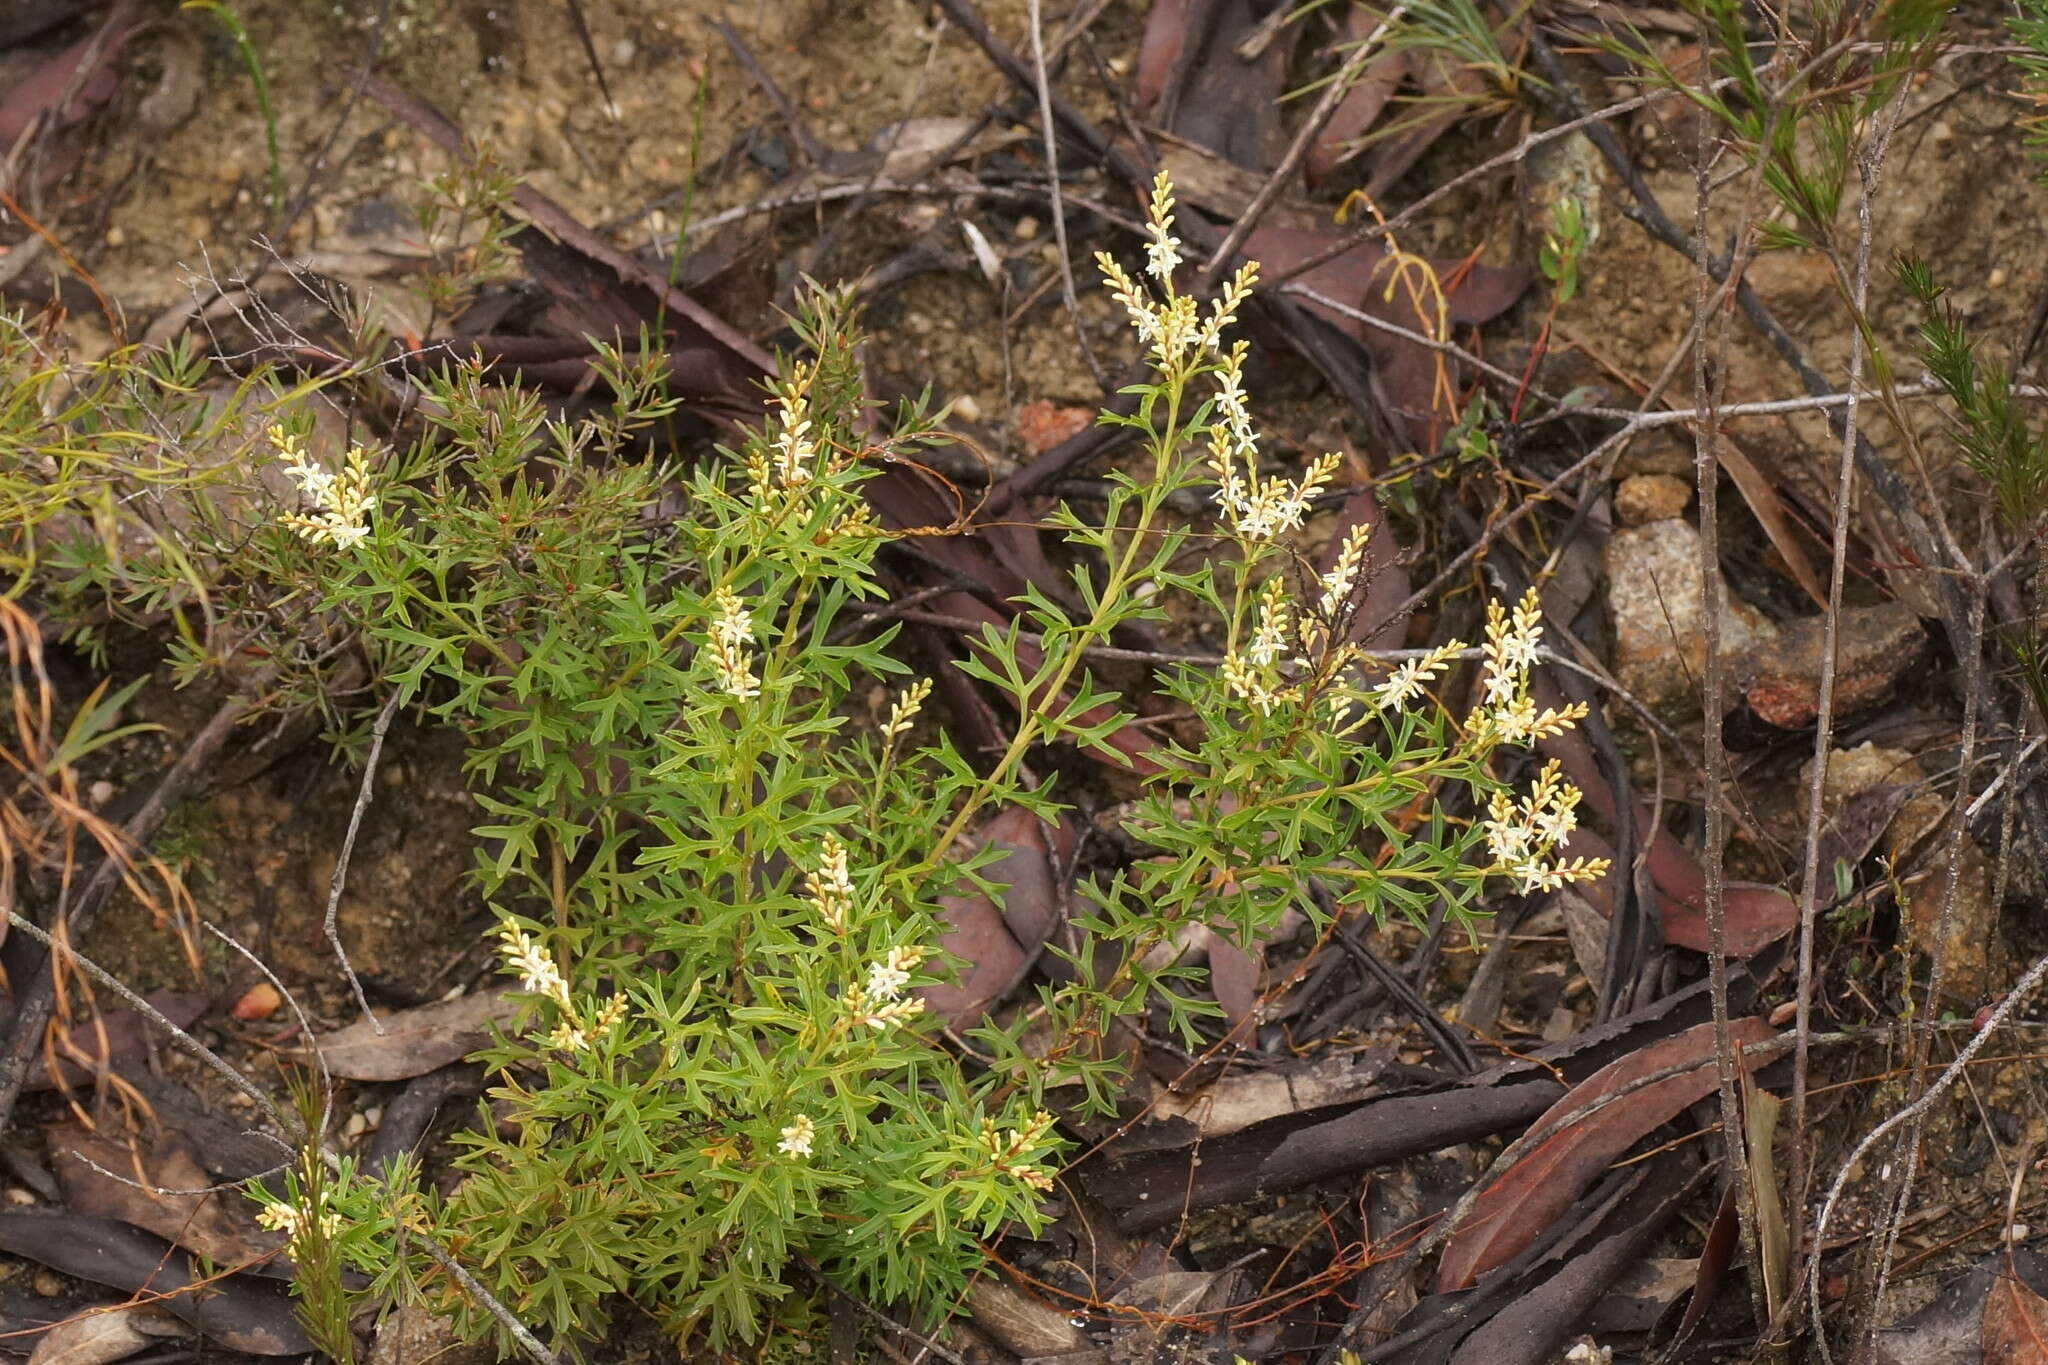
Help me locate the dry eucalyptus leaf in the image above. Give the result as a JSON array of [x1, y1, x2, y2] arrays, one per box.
[[28, 1303, 183, 1365], [317, 990, 522, 1082], [1984, 1270, 2048, 1365]]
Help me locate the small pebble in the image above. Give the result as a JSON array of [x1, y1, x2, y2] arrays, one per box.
[[1930, 120, 1953, 144], [362, 1106, 383, 1131], [5, 1189, 34, 1206], [344, 1112, 369, 1138], [104, 226, 125, 249], [951, 394, 983, 423], [1990, 267, 2009, 290], [33, 1269, 62, 1297], [611, 38, 636, 64], [1012, 215, 1040, 242], [88, 779, 115, 807], [1613, 473, 1691, 526]]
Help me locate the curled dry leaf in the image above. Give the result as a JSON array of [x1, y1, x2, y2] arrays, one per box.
[[48, 1124, 285, 1275]]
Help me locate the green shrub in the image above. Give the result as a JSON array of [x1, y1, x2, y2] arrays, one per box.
[[8, 175, 1601, 1355]]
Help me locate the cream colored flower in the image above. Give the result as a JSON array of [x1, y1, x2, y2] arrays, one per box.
[[808, 835, 855, 933], [274, 426, 375, 549], [770, 363, 819, 487], [708, 587, 760, 701], [1317, 523, 1374, 619], [495, 920, 570, 1008], [1245, 579, 1292, 668], [777, 1114, 816, 1159], [255, 1194, 341, 1243], [882, 678, 931, 741], [1371, 640, 1466, 713], [1482, 761, 1608, 893], [864, 945, 926, 1002], [852, 994, 926, 1032]]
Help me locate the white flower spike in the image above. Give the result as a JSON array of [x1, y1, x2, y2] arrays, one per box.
[[274, 425, 375, 549]]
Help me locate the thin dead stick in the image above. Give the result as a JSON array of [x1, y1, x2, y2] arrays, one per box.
[[708, 17, 827, 165], [1852, 574, 1989, 1358], [416, 1237, 562, 1365], [1280, 281, 1544, 396], [805, 1266, 972, 1365], [1026, 0, 1105, 390], [1810, 943, 2048, 1350], [0, 693, 250, 1135], [325, 689, 403, 1031], [1964, 735, 2046, 821], [0, 909, 298, 1145], [1260, 81, 1735, 290], [202, 918, 339, 1144], [1680, 6, 1768, 1330], [1788, 64, 1912, 1338], [670, 178, 1148, 246]]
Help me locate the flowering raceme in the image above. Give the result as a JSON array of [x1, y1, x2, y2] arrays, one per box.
[[273, 425, 375, 549], [708, 587, 761, 701], [494, 920, 626, 1053]]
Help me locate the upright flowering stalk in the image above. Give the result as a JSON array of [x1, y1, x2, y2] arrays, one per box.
[[1463, 590, 1609, 891], [764, 361, 820, 490], [1206, 341, 1343, 541], [1470, 589, 1591, 747], [707, 587, 760, 701], [807, 835, 856, 933]]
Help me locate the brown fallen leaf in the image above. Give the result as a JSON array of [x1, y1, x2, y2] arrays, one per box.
[[28, 1304, 182, 1365], [48, 1125, 285, 1274], [317, 990, 523, 1082], [1308, 25, 1410, 185], [1745, 1079, 1790, 1321], [1986, 1270, 2048, 1365], [1136, 0, 1198, 107], [1721, 435, 1828, 611], [1437, 1015, 1778, 1291], [1535, 710, 1798, 957], [1561, 825, 1799, 958], [924, 808, 1075, 1028], [0, 2, 135, 147]]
